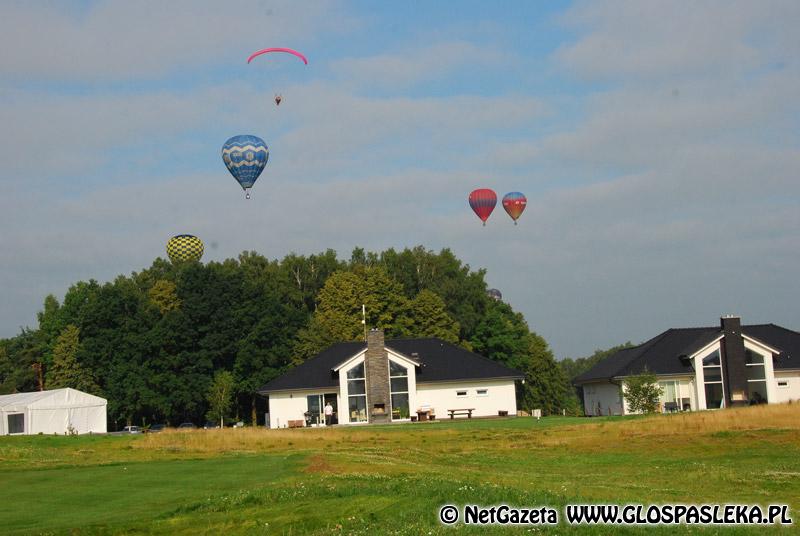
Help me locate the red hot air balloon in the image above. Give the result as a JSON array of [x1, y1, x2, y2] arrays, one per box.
[[469, 189, 497, 225], [502, 192, 527, 225]]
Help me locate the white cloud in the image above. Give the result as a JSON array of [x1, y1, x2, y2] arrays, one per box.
[[1, 1, 798, 360], [557, 0, 799, 81], [331, 41, 507, 88], [0, 0, 351, 80]]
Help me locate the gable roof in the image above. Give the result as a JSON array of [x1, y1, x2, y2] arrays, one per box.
[[387, 338, 523, 383], [573, 323, 800, 384], [259, 338, 523, 393], [260, 341, 366, 393]]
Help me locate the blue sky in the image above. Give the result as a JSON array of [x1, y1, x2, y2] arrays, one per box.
[[1, 1, 798, 358]]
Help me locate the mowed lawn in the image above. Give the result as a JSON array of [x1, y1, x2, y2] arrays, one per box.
[[1, 404, 799, 535]]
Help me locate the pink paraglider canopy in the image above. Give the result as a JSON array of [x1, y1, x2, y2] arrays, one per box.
[[247, 48, 308, 65]]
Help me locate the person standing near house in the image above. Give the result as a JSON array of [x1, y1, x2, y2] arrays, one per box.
[[324, 401, 334, 426]]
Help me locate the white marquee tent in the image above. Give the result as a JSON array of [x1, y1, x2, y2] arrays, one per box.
[[0, 388, 107, 435]]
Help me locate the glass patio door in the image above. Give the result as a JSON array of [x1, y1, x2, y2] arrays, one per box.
[[307, 394, 338, 426], [306, 395, 322, 426]]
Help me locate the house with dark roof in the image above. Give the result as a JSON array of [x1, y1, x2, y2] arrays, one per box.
[[259, 329, 523, 428], [573, 316, 800, 415]]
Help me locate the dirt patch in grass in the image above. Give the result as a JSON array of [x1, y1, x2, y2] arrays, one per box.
[[305, 453, 336, 474]]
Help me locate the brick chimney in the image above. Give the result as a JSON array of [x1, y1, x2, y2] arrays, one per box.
[[365, 329, 391, 424], [720, 315, 748, 407]]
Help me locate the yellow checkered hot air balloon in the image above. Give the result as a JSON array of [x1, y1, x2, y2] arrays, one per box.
[[166, 234, 204, 263]]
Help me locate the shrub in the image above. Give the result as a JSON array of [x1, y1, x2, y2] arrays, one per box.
[[623, 370, 663, 414]]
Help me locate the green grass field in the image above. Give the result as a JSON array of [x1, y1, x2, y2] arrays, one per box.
[[1, 404, 798, 534]]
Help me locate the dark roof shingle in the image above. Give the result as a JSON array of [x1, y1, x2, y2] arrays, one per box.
[[574, 323, 800, 384], [259, 338, 523, 393]]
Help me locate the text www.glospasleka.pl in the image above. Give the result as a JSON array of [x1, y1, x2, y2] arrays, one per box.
[[438, 503, 793, 526]]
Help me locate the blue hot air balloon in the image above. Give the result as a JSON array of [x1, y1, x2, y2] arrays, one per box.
[[221, 135, 269, 199]]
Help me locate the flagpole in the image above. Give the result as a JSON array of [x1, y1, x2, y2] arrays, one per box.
[[362, 304, 367, 341]]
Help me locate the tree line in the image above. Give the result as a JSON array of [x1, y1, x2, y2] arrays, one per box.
[[0, 246, 581, 428]]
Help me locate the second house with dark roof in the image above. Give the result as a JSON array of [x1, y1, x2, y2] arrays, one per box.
[[574, 316, 800, 415], [259, 329, 523, 428]]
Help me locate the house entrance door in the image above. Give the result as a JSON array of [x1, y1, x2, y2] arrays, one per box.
[[307, 394, 338, 426], [324, 393, 338, 425]]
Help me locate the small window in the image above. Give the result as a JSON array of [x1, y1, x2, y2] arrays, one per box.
[[745, 349, 765, 365], [702, 350, 720, 366], [476, 389, 488, 397], [347, 362, 365, 379], [456, 390, 467, 397], [777, 381, 788, 388], [389, 361, 406, 376]]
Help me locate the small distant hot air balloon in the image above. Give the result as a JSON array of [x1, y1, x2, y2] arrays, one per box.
[[221, 135, 269, 199], [166, 234, 204, 263], [487, 288, 502, 301], [502, 192, 527, 225], [469, 189, 497, 226]]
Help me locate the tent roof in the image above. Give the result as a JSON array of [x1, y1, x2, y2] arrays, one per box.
[[0, 388, 106, 411]]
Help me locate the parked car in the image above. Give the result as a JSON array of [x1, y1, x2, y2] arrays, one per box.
[[122, 426, 141, 434], [177, 422, 196, 429], [203, 421, 219, 429], [148, 424, 167, 433]]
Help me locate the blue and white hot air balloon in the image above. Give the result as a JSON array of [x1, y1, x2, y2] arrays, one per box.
[[221, 135, 269, 199]]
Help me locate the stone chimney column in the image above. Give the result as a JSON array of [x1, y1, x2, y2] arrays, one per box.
[[365, 329, 391, 424], [721, 315, 748, 407]]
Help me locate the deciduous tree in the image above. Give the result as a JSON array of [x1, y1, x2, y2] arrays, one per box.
[[623, 370, 663, 414], [207, 370, 235, 428]]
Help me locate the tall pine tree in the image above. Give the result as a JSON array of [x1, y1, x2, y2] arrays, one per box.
[[47, 325, 100, 393]]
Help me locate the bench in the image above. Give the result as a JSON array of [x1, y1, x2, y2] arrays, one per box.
[[447, 408, 475, 419]]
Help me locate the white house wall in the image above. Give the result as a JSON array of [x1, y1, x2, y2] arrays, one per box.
[[268, 390, 339, 429], [773, 371, 800, 403], [583, 382, 623, 416], [416, 379, 516, 418]]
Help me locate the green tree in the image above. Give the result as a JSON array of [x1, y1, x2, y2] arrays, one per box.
[[280, 249, 343, 313], [470, 301, 572, 414], [233, 257, 307, 424], [559, 343, 634, 381], [0, 344, 14, 394], [294, 267, 411, 360], [379, 246, 489, 341], [47, 325, 100, 393], [623, 370, 663, 414], [0, 329, 43, 394], [207, 370, 235, 428], [148, 279, 181, 314], [408, 289, 460, 343]]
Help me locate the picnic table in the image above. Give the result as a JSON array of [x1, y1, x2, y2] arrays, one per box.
[[447, 408, 475, 419]]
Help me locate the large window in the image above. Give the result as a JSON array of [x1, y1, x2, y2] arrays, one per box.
[[745, 349, 768, 404], [7, 413, 23, 434], [347, 363, 367, 422], [702, 349, 724, 409], [389, 361, 409, 420], [659, 380, 679, 411]]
